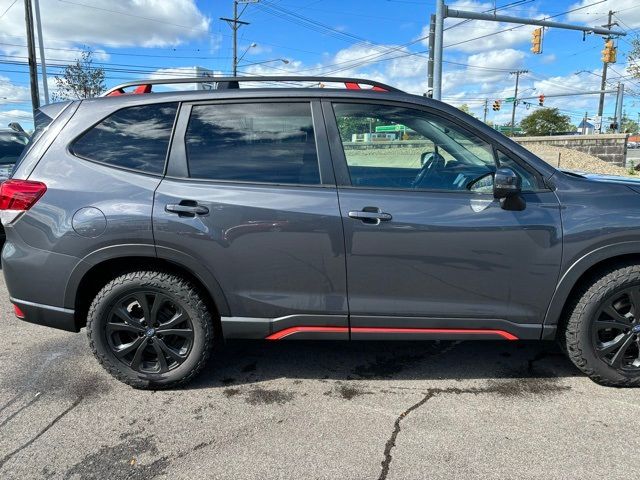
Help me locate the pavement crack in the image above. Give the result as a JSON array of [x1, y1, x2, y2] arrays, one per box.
[[377, 380, 569, 479], [0, 392, 24, 417], [378, 389, 438, 480], [0, 396, 82, 470], [0, 392, 41, 430]]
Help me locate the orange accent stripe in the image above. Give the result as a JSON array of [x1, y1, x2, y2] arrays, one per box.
[[266, 326, 349, 340], [266, 326, 518, 341], [351, 327, 518, 341]]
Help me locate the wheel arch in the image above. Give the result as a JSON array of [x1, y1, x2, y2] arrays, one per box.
[[67, 245, 230, 331], [545, 241, 640, 333]]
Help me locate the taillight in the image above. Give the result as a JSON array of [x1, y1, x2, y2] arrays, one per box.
[[0, 179, 47, 211], [13, 304, 25, 319]]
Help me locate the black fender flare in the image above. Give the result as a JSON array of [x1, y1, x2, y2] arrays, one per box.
[[544, 241, 640, 326], [64, 243, 231, 316]]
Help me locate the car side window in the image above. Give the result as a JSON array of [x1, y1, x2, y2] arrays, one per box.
[[72, 103, 178, 174], [333, 103, 498, 191], [185, 102, 320, 185], [495, 150, 541, 191]]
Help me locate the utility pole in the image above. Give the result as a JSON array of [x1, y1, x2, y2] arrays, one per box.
[[33, 0, 48, 104], [597, 10, 616, 133], [23, 0, 40, 112], [483, 99, 488, 123], [582, 112, 588, 135], [433, 0, 445, 100], [221, 1, 256, 76], [615, 83, 624, 133], [427, 14, 435, 97], [510, 70, 527, 135]]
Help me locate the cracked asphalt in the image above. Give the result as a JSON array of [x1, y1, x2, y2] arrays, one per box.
[[1, 275, 640, 480]]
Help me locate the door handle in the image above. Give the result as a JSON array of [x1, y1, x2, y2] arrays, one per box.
[[348, 207, 392, 225], [165, 202, 209, 216]]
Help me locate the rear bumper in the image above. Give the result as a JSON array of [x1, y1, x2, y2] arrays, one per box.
[[10, 298, 78, 332]]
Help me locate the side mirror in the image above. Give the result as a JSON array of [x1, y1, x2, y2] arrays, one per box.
[[493, 167, 521, 199], [494, 167, 525, 211]]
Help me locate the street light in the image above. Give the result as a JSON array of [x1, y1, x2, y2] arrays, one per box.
[[238, 58, 290, 67], [236, 42, 257, 68]]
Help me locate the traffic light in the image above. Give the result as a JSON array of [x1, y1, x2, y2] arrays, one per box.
[[531, 28, 542, 54], [538, 94, 545, 107], [492, 100, 502, 111], [601, 39, 617, 63]]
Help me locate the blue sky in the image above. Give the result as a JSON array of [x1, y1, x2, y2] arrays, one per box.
[[1, 0, 639, 128]]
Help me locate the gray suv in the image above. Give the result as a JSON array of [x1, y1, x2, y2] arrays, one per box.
[[3, 76, 640, 389]]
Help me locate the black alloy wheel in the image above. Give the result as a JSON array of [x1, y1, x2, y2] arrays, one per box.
[[564, 264, 640, 387], [106, 291, 194, 374], [87, 271, 213, 389], [592, 287, 640, 371]]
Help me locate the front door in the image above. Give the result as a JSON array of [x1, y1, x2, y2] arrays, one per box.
[[154, 100, 348, 339], [324, 100, 562, 340]]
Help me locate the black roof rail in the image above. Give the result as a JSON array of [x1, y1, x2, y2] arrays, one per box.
[[101, 76, 402, 97]]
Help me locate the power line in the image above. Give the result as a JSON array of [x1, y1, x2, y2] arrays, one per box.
[[0, 0, 18, 19]]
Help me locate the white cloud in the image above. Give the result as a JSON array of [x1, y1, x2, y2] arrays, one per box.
[[0, 76, 30, 104], [0, 0, 210, 61], [0, 109, 33, 129], [568, 1, 640, 28]]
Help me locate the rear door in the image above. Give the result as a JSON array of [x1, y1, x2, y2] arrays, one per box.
[[323, 99, 562, 340], [153, 99, 348, 339]]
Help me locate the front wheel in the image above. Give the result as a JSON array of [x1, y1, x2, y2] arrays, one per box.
[[87, 271, 214, 389], [564, 264, 640, 387]]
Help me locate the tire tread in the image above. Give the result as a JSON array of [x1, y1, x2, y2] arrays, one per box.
[[86, 270, 213, 389]]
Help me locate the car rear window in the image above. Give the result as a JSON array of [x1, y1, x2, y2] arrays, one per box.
[[72, 103, 178, 174], [0, 132, 29, 165], [184, 102, 320, 185]]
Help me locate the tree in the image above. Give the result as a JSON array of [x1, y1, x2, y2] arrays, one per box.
[[520, 108, 574, 136], [629, 38, 640, 80], [621, 115, 639, 134], [53, 48, 106, 101], [457, 103, 477, 118], [336, 116, 379, 142]]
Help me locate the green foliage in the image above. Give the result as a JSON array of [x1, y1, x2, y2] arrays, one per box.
[[629, 37, 640, 81], [336, 116, 379, 142], [457, 104, 477, 118], [520, 108, 574, 136], [622, 115, 639, 134], [628, 160, 637, 176], [52, 48, 106, 101]]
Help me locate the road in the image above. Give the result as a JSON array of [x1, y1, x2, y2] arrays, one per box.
[[1, 274, 640, 479]]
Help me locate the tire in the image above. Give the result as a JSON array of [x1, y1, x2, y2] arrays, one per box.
[[564, 264, 640, 387], [87, 271, 214, 389]]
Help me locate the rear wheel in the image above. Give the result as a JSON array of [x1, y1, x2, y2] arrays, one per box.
[[87, 271, 213, 389], [564, 264, 640, 387]]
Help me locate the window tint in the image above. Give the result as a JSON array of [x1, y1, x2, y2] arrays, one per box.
[[333, 103, 496, 191], [73, 103, 177, 174], [185, 102, 320, 185], [0, 132, 29, 165]]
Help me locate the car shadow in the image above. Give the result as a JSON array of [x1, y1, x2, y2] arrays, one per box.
[[185, 339, 582, 390]]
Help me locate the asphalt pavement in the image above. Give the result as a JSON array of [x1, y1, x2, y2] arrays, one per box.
[[1, 273, 639, 480]]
